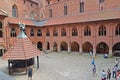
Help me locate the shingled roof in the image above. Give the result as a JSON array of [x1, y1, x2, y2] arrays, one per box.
[[2, 23, 42, 60]]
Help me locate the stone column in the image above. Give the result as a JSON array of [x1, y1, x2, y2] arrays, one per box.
[[109, 50, 113, 58], [93, 49, 96, 58], [58, 46, 61, 52], [79, 47, 82, 55], [68, 46, 71, 53]]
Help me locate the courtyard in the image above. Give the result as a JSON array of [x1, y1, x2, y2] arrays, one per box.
[[0, 52, 118, 80]]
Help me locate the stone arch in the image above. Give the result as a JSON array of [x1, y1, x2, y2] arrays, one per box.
[[71, 41, 79, 52], [82, 42, 93, 53], [53, 42, 57, 52], [60, 41, 68, 51], [96, 42, 109, 54], [37, 41, 42, 51], [0, 45, 5, 56], [47, 42, 50, 50], [0, 21, 2, 29], [0, 30, 3, 37], [113, 42, 120, 56]]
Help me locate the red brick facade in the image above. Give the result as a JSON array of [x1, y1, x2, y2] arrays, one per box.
[[0, 0, 120, 57]]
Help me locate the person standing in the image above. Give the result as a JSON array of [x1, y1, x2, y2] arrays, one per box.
[[101, 70, 107, 80], [89, 48, 93, 56], [115, 58, 119, 67], [92, 64, 96, 76], [112, 65, 117, 79], [107, 68, 111, 80], [28, 67, 33, 80], [91, 58, 95, 66]]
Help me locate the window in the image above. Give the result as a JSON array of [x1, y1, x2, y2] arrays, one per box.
[[30, 12, 34, 20], [99, 0, 104, 3], [0, 30, 3, 38], [99, 25, 106, 36], [80, 1, 84, 13], [10, 28, 16, 37], [0, 22, 2, 29], [53, 28, 58, 36], [72, 27, 78, 36], [64, 5, 67, 15], [46, 29, 50, 37], [48, 1, 50, 4], [61, 28, 66, 36], [24, 0, 26, 3], [84, 26, 91, 36], [37, 29, 42, 36], [115, 24, 120, 36], [49, 9, 52, 17], [30, 29, 34, 36], [12, 5, 18, 17], [31, 3, 33, 6]]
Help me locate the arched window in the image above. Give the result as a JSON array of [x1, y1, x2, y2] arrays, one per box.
[[30, 12, 34, 20], [0, 30, 3, 37], [80, 1, 84, 13], [10, 28, 16, 37], [84, 26, 91, 36], [72, 27, 78, 36], [64, 5, 67, 15], [12, 5, 18, 17], [99, 25, 106, 36], [46, 29, 50, 37], [49, 8, 52, 17], [116, 24, 120, 36], [53, 28, 58, 36], [30, 29, 34, 36], [0, 22, 2, 29], [61, 28, 66, 36], [37, 29, 42, 36], [99, 0, 105, 3]]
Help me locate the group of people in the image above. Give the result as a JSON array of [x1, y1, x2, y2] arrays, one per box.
[[101, 68, 111, 80], [91, 57, 120, 80], [101, 59, 120, 80], [101, 58, 120, 80]]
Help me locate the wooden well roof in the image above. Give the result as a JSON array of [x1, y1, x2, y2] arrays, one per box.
[[2, 23, 42, 60]]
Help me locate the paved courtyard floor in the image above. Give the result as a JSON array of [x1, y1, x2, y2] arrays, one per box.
[[0, 52, 119, 80]]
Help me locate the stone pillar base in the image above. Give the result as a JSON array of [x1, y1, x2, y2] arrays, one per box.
[[109, 50, 113, 58]]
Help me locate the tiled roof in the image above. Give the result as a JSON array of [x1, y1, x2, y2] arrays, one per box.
[[8, 18, 34, 26], [8, 9, 120, 26], [44, 9, 120, 26], [0, 9, 8, 17], [2, 38, 42, 60]]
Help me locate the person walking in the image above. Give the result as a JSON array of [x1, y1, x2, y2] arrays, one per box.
[[107, 68, 111, 80], [92, 64, 96, 76], [112, 65, 117, 79], [115, 58, 119, 67], [91, 58, 95, 66], [101, 70, 107, 80], [89, 48, 93, 56], [28, 67, 33, 80]]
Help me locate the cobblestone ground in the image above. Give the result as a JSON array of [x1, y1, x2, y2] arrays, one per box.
[[0, 52, 119, 80]]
